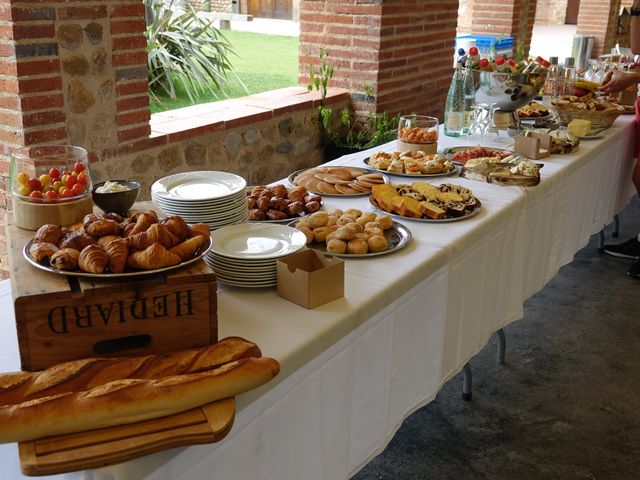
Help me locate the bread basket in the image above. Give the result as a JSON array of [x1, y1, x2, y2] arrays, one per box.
[[551, 103, 625, 129]]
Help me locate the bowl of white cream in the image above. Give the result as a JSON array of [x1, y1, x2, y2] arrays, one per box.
[[92, 180, 140, 215]]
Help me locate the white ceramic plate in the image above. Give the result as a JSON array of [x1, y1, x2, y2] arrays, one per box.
[[217, 277, 277, 288], [152, 172, 246, 201], [210, 223, 306, 260], [24, 239, 211, 278], [152, 190, 246, 207]]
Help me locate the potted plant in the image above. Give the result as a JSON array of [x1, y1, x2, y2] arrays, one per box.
[[308, 50, 400, 162]]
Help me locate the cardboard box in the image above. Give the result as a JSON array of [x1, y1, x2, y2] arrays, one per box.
[[277, 249, 344, 309], [515, 132, 551, 159]]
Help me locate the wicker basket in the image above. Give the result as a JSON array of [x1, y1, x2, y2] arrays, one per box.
[[552, 104, 625, 129]]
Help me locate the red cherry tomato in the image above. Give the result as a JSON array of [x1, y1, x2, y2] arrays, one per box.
[[71, 183, 85, 196], [469, 47, 478, 56], [44, 190, 59, 200], [495, 56, 505, 65], [65, 175, 77, 188], [77, 171, 89, 185], [508, 59, 517, 67], [29, 190, 43, 199], [62, 170, 72, 177], [27, 178, 42, 191], [61, 189, 74, 199], [74, 162, 86, 174], [479, 58, 489, 68], [49, 167, 61, 179]]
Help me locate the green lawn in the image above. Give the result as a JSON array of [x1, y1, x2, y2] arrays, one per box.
[[150, 30, 299, 113]]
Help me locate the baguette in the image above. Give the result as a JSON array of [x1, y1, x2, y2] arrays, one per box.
[[0, 357, 280, 443], [0, 337, 262, 405]]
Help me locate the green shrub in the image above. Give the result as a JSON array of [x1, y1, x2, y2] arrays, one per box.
[[145, 0, 236, 102]]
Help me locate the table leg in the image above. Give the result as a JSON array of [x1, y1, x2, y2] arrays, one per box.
[[613, 214, 620, 239], [496, 328, 506, 365], [462, 362, 472, 401], [597, 229, 605, 254]]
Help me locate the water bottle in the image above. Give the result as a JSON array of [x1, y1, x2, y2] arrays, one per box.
[[544, 56, 559, 97], [444, 65, 465, 137], [462, 68, 475, 134]]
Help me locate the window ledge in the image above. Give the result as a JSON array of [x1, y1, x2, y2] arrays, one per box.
[[148, 86, 349, 143]]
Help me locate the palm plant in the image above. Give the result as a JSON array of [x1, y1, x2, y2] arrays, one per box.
[[145, 0, 238, 102]]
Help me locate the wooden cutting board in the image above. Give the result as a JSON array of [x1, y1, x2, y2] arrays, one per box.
[[18, 398, 235, 476]]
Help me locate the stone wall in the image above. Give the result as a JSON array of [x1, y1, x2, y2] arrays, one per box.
[[534, 0, 568, 26], [189, 0, 233, 13]]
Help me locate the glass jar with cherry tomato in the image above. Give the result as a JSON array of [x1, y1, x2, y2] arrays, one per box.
[[10, 145, 91, 203]]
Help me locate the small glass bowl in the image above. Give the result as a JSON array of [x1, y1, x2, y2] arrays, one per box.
[[397, 115, 439, 153], [10, 145, 91, 203]]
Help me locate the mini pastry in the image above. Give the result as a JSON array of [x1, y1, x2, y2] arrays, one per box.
[[83, 213, 102, 229], [346, 238, 368, 254], [326, 239, 347, 254], [344, 208, 362, 218], [97, 235, 121, 249], [58, 232, 96, 251], [105, 238, 129, 273], [169, 235, 206, 261], [376, 215, 394, 230], [34, 224, 64, 244], [299, 226, 314, 244], [313, 226, 332, 243], [85, 219, 121, 237], [335, 226, 356, 241], [127, 243, 182, 270], [29, 242, 58, 262], [344, 222, 363, 234], [78, 244, 108, 274], [189, 223, 210, 239], [356, 213, 377, 226], [308, 211, 329, 229], [367, 235, 388, 253], [50, 248, 80, 271], [161, 216, 190, 240], [128, 212, 156, 237]]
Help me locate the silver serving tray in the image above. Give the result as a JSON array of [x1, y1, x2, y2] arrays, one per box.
[[24, 238, 211, 278], [287, 220, 412, 258], [286, 166, 389, 197], [368, 196, 482, 223], [362, 157, 459, 178]]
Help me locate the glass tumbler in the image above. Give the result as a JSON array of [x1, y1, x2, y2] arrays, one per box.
[[397, 115, 439, 154]]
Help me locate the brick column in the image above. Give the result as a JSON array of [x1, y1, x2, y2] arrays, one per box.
[[576, 0, 622, 58], [299, 0, 459, 120], [463, 0, 537, 52]]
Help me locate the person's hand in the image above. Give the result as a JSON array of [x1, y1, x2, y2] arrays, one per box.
[[599, 70, 640, 94]]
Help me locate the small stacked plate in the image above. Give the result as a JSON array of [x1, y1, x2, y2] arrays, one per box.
[[151, 171, 248, 229], [206, 223, 307, 287]]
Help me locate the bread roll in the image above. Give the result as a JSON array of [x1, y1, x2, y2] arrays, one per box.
[[344, 208, 362, 218], [376, 215, 394, 230], [307, 211, 329, 229], [0, 357, 279, 443], [313, 226, 331, 243], [335, 226, 356, 241], [367, 235, 388, 253], [347, 238, 368, 254], [326, 239, 346, 254]]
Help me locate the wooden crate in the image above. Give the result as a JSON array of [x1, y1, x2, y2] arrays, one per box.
[[6, 209, 217, 372]]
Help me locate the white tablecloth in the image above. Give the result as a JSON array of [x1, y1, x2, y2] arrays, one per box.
[[0, 117, 636, 479]]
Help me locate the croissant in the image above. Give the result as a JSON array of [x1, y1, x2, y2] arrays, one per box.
[[34, 224, 63, 244], [85, 219, 121, 237], [29, 242, 58, 262], [130, 210, 158, 223], [78, 245, 108, 274], [189, 223, 210, 239], [161, 216, 190, 241], [97, 235, 121, 248], [50, 248, 80, 271], [127, 243, 182, 270], [169, 235, 206, 261], [127, 223, 179, 250], [105, 238, 129, 273], [58, 232, 96, 250], [128, 212, 156, 237]]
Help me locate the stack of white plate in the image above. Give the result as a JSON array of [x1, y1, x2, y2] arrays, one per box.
[[151, 171, 248, 229], [206, 223, 307, 287]]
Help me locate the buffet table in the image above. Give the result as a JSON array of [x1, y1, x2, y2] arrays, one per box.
[[0, 116, 636, 479]]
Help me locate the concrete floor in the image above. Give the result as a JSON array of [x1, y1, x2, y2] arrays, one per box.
[[353, 195, 640, 480]]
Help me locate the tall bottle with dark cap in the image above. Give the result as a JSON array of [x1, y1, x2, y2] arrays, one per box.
[[560, 57, 576, 96], [544, 56, 559, 97]]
